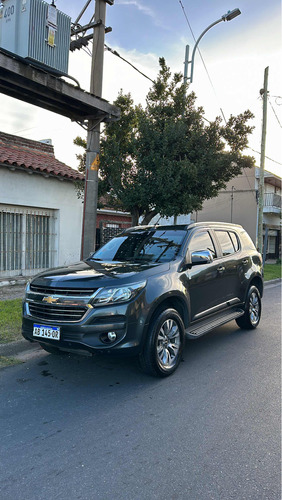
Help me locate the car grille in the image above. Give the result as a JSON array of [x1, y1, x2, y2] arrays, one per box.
[[28, 302, 88, 322], [30, 284, 96, 297]]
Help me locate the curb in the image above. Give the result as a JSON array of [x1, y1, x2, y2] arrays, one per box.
[[264, 278, 281, 287], [0, 279, 27, 288], [0, 339, 37, 357]]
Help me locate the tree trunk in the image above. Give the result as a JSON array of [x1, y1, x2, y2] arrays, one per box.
[[131, 209, 139, 227], [141, 209, 159, 225]]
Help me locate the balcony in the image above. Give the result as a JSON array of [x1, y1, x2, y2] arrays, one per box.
[[264, 193, 281, 214]]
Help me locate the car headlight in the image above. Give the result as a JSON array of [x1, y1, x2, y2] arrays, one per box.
[[91, 281, 146, 307]]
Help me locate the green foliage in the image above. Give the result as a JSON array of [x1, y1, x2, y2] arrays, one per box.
[[73, 136, 87, 199], [0, 356, 22, 369], [264, 263, 281, 281], [74, 57, 255, 225], [0, 299, 22, 343]]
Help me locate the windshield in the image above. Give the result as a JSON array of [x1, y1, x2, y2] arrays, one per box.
[[90, 229, 187, 263]]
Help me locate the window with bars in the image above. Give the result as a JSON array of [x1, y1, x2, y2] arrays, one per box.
[[0, 206, 57, 277], [25, 214, 50, 270], [0, 212, 22, 271]]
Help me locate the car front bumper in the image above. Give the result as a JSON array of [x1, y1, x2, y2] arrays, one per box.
[[22, 297, 148, 356]]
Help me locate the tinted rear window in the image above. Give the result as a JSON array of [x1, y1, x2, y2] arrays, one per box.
[[215, 230, 235, 256], [239, 230, 256, 251], [229, 231, 240, 252]]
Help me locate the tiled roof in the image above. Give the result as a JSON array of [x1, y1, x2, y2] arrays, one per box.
[[0, 131, 84, 181]]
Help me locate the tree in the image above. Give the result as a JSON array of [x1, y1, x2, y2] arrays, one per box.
[[74, 57, 255, 225]]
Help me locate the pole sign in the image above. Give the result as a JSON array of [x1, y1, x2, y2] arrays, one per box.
[[46, 4, 57, 47], [90, 154, 100, 171]]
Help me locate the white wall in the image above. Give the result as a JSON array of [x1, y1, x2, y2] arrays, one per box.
[[150, 214, 192, 226], [0, 167, 83, 268]]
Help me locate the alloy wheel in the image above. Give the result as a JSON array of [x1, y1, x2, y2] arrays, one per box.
[[249, 291, 260, 326], [156, 318, 181, 369]]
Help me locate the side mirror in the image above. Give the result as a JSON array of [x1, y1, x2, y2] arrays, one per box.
[[191, 250, 213, 265]]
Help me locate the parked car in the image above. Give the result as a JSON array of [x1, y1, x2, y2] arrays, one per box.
[[22, 222, 263, 377]]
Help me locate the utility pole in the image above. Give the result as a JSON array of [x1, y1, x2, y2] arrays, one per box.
[[81, 0, 113, 259], [230, 186, 235, 222], [257, 66, 269, 255]]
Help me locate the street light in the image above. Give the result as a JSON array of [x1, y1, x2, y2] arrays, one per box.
[[184, 8, 241, 84]]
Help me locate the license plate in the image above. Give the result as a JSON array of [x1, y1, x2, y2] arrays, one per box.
[[33, 324, 60, 341]]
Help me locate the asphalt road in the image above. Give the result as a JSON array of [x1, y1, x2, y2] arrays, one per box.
[[0, 283, 280, 500]]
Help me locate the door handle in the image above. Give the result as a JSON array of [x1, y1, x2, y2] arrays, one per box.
[[217, 266, 225, 273]]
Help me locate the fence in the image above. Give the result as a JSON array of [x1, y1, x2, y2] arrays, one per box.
[[0, 205, 57, 277], [264, 193, 281, 210], [97, 220, 132, 249]]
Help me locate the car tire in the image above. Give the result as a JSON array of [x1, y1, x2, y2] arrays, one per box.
[[39, 342, 63, 355], [236, 286, 261, 330], [139, 308, 185, 377]]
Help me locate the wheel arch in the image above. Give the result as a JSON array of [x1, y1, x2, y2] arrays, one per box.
[[142, 294, 189, 347], [248, 275, 264, 298]]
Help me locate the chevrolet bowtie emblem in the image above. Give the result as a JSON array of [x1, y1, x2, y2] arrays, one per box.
[[42, 296, 59, 304]]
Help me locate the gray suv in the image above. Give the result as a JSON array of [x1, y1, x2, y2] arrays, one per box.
[[22, 222, 263, 377]]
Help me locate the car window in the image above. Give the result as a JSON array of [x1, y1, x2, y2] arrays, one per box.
[[188, 231, 217, 258], [229, 231, 240, 252], [239, 230, 256, 250], [91, 229, 187, 263], [215, 230, 235, 256]]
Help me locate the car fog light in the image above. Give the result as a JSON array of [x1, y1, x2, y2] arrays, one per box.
[[107, 332, 117, 342]]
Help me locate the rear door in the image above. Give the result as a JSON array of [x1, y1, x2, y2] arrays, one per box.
[[213, 229, 242, 304]]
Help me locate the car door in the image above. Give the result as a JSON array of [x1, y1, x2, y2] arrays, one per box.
[[181, 229, 224, 322], [213, 229, 242, 305]]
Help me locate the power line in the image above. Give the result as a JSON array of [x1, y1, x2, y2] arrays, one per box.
[[268, 96, 282, 129], [79, 39, 154, 83], [241, 168, 257, 201], [14, 126, 37, 134], [178, 0, 227, 123], [178, 2, 281, 171], [178, 0, 197, 44], [269, 95, 282, 105], [104, 44, 154, 83], [247, 146, 282, 166]]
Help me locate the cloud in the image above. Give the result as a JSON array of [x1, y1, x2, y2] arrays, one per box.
[[116, 0, 154, 19], [0, 96, 39, 134], [1, 23, 280, 177], [115, 0, 169, 29]]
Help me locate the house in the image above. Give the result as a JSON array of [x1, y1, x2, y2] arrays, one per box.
[[96, 208, 133, 248], [0, 131, 84, 280], [190, 166, 281, 260], [95, 196, 132, 248], [150, 165, 281, 260], [0, 131, 133, 281]]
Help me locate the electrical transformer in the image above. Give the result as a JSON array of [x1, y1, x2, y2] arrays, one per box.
[[0, 0, 71, 75]]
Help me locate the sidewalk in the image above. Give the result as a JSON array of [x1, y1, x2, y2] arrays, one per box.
[[0, 337, 40, 357], [0, 284, 26, 301]]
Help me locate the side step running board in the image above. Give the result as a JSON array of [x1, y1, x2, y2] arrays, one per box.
[[185, 309, 244, 339]]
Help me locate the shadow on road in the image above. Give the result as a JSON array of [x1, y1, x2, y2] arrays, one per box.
[[12, 320, 255, 394]]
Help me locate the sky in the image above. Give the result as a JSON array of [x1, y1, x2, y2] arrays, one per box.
[[1, 0, 281, 176]]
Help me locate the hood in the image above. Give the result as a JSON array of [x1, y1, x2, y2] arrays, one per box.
[[31, 260, 170, 289]]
